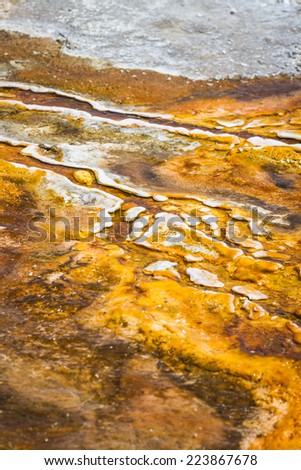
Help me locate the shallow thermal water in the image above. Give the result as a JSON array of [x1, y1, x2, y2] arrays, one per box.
[[0, 34, 301, 450]]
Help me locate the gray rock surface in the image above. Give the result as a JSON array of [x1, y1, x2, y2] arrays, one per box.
[[0, 0, 301, 79]]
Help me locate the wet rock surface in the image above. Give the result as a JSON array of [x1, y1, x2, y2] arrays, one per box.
[[0, 21, 301, 450], [0, 0, 301, 79]]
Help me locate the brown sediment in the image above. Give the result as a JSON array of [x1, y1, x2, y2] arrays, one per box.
[[1, 30, 301, 450], [117, 146, 301, 214], [0, 30, 300, 113]]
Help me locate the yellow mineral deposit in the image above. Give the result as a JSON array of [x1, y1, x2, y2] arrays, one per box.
[[0, 32, 301, 450]]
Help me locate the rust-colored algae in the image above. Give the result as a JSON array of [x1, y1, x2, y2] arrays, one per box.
[[1, 31, 301, 450]]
